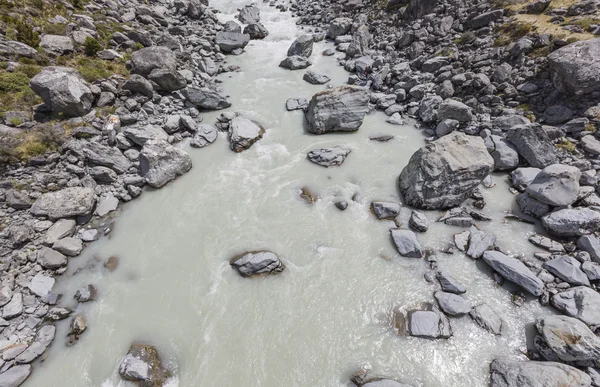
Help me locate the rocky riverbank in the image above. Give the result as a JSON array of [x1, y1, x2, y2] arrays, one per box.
[[2, 0, 600, 385], [284, 0, 600, 385]]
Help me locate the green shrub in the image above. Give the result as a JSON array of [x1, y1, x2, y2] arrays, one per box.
[[0, 72, 30, 93], [9, 117, 22, 126], [455, 31, 476, 45], [43, 23, 68, 36], [15, 19, 40, 48], [29, 0, 44, 9], [16, 64, 41, 78], [84, 37, 103, 56], [556, 138, 576, 154], [70, 0, 84, 10]]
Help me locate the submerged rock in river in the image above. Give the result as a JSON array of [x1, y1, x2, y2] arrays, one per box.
[[305, 86, 370, 134], [118, 343, 171, 386], [408, 309, 452, 339], [230, 251, 285, 277], [228, 116, 265, 152], [306, 146, 350, 167], [399, 132, 494, 210], [139, 139, 192, 188]]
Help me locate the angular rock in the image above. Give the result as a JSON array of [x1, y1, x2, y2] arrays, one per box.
[[29, 67, 94, 117], [399, 132, 494, 209], [238, 4, 260, 23], [482, 250, 544, 296], [548, 38, 600, 96], [215, 31, 250, 53], [466, 227, 496, 259], [371, 202, 401, 220], [130, 46, 177, 77], [578, 235, 600, 263], [230, 251, 285, 277], [287, 35, 314, 57], [408, 310, 452, 339], [306, 146, 350, 167], [15, 325, 55, 364], [286, 97, 309, 111], [183, 87, 231, 110], [190, 124, 218, 148], [517, 193, 551, 219], [390, 229, 422, 258], [551, 286, 600, 326], [490, 359, 591, 387], [507, 124, 558, 168], [228, 117, 265, 153], [409, 210, 428, 232], [305, 86, 369, 134], [436, 271, 466, 294], [526, 164, 581, 206], [543, 255, 590, 286], [303, 70, 330, 85], [30, 187, 96, 220], [542, 208, 600, 238], [243, 23, 269, 40], [148, 68, 187, 92], [279, 56, 311, 70], [434, 291, 471, 316], [511, 167, 541, 191], [470, 303, 503, 335], [28, 273, 55, 297], [0, 365, 31, 387], [139, 139, 192, 188], [537, 315, 600, 362], [2, 292, 22, 319], [53, 237, 83, 257], [40, 35, 74, 56], [119, 343, 170, 385], [436, 99, 473, 123]]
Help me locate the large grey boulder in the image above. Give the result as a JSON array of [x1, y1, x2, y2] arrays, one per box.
[[303, 70, 330, 85], [551, 286, 600, 326], [190, 124, 218, 148], [139, 139, 192, 188], [404, 0, 438, 19], [243, 23, 269, 40], [526, 164, 581, 206], [581, 135, 600, 156], [228, 117, 265, 152], [542, 208, 600, 237], [548, 38, 600, 96], [0, 365, 31, 387], [122, 74, 154, 98], [408, 310, 452, 339], [148, 68, 187, 92], [230, 251, 285, 277], [215, 32, 250, 53], [183, 87, 231, 110], [434, 291, 471, 316], [279, 55, 311, 70], [482, 133, 519, 171], [536, 315, 600, 362], [470, 304, 503, 335], [327, 17, 353, 39], [287, 35, 314, 57], [490, 359, 591, 387], [0, 40, 37, 58], [29, 67, 94, 117], [507, 124, 558, 168], [482, 250, 544, 296], [436, 99, 473, 123], [30, 187, 95, 220], [307, 146, 350, 167], [122, 125, 168, 146], [238, 4, 260, 24], [64, 140, 132, 174], [390, 229, 422, 258], [543, 255, 590, 286], [305, 86, 370, 134], [37, 247, 67, 269], [118, 343, 170, 385], [469, 9, 504, 29], [130, 46, 177, 77], [399, 132, 494, 210], [40, 34, 74, 56], [517, 193, 551, 219]]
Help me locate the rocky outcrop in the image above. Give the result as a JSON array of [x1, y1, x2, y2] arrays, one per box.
[[139, 139, 192, 188], [30, 187, 96, 220], [230, 251, 285, 277], [399, 132, 493, 210], [305, 86, 370, 134], [29, 67, 94, 117], [548, 38, 600, 96]]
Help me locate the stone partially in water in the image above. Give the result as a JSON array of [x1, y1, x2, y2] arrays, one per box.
[[551, 286, 600, 326], [543, 255, 590, 286], [371, 202, 401, 220], [408, 310, 452, 339], [287, 34, 314, 57], [390, 229, 422, 258], [230, 251, 285, 277], [482, 250, 544, 296], [536, 315, 600, 362], [228, 117, 265, 153], [279, 56, 312, 70], [118, 343, 171, 386], [362, 379, 415, 387], [469, 303, 503, 335], [436, 271, 466, 294], [139, 139, 192, 188], [305, 86, 370, 134], [489, 358, 591, 387], [399, 132, 494, 210], [306, 146, 350, 167], [434, 291, 471, 316], [0, 365, 31, 387]]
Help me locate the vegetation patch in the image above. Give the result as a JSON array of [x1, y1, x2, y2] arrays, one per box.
[[556, 138, 577, 153], [494, 21, 532, 46]]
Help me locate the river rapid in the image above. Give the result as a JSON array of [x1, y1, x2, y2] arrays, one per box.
[[24, 1, 552, 386]]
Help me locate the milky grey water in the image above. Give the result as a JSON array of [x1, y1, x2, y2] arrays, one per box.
[[24, 1, 552, 386]]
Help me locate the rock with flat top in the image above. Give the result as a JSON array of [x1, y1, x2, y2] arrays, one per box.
[[551, 286, 600, 326], [305, 86, 369, 134], [228, 117, 265, 152], [307, 146, 350, 167], [526, 164, 581, 206], [482, 250, 544, 296], [30, 187, 95, 220], [139, 139, 192, 188]]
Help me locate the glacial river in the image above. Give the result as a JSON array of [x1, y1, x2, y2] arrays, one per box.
[[24, 1, 551, 386]]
